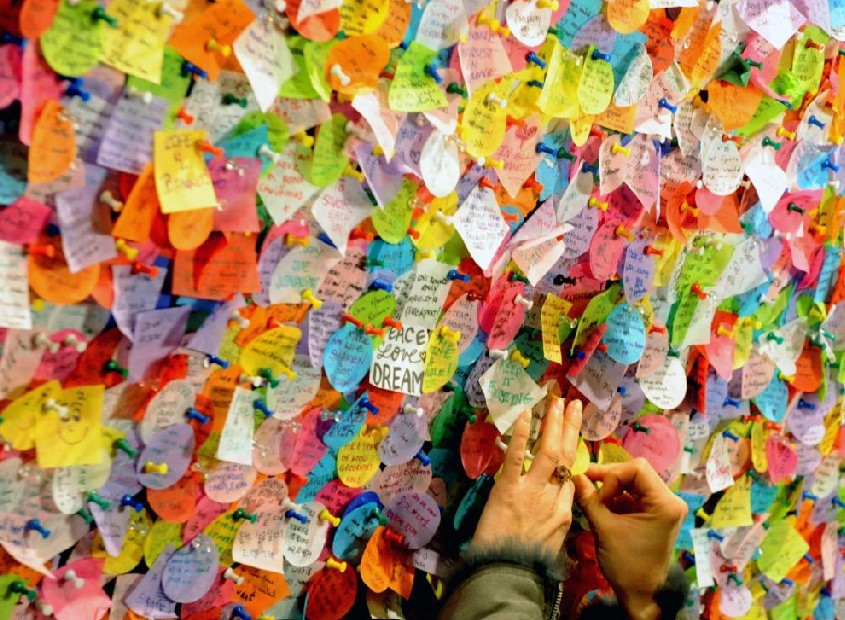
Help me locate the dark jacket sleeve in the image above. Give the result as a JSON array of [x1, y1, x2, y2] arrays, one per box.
[[576, 564, 691, 620], [437, 542, 565, 620]]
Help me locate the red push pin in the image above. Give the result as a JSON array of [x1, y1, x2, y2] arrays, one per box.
[[365, 325, 385, 337], [176, 107, 194, 124], [28, 244, 55, 258], [407, 227, 420, 239], [478, 177, 497, 190], [596, 344, 608, 353], [382, 316, 403, 331], [384, 528, 405, 546], [131, 262, 158, 277], [197, 140, 224, 157], [649, 325, 667, 334], [523, 178, 543, 193], [764, 422, 781, 432], [644, 245, 663, 256], [342, 313, 364, 329], [505, 116, 524, 128], [690, 283, 707, 299], [720, 564, 738, 573]]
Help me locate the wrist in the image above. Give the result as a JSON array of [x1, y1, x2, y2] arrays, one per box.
[[619, 593, 661, 620]]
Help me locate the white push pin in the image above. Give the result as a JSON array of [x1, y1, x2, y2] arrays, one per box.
[[257, 144, 282, 164], [435, 213, 454, 226], [157, 2, 183, 21], [99, 190, 124, 212], [43, 399, 69, 420], [320, 410, 342, 422], [231, 311, 250, 328], [62, 569, 84, 589], [223, 567, 244, 585], [32, 332, 60, 353], [238, 373, 264, 388], [35, 600, 54, 616], [125, 87, 152, 104], [495, 437, 508, 451], [274, 0, 287, 11], [486, 93, 507, 108], [489, 349, 507, 359], [403, 403, 425, 417], [63, 334, 88, 352], [514, 294, 533, 310], [330, 64, 351, 86], [225, 159, 245, 176]]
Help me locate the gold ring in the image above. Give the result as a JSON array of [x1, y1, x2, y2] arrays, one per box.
[[553, 465, 572, 485]]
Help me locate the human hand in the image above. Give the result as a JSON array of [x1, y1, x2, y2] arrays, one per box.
[[573, 458, 687, 620], [471, 397, 583, 558]]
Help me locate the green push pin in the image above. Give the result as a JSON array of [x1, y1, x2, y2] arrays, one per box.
[[727, 573, 743, 586], [787, 203, 804, 214], [76, 508, 94, 525], [371, 508, 389, 526], [258, 368, 280, 388], [446, 83, 467, 98], [91, 6, 118, 27], [87, 492, 111, 511], [113, 438, 139, 459], [8, 581, 36, 602], [222, 93, 248, 107], [632, 422, 651, 434], [559, 149, 576, 161], [232, 508, 257, 524], [666, 349, 681, 358], [365, 257, 383, 268], [767, 333, 784, 344], [761, 136, 781, 150], [103, 359, 128, 379], [745, 59, 763, 69]]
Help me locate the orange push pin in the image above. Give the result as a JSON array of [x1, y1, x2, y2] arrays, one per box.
[[176, 107, 194, 124], [28, 244, 55, 258], [131, 262, 158, 277], [197, 140, 224, 157]]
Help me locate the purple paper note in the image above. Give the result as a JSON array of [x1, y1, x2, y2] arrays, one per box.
[[186, 294, 245, 355], [125, 545, 178, 619], [55, 164, 117, 273], [162, 535, 220, 603], [136, 424, 195, 490], [97, 94, 168, 174], [112, 265, 169, 340], [126, 306, 191, 381]]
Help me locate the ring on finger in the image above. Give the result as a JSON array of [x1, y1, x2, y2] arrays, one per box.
[[551, 464, 572, 485]]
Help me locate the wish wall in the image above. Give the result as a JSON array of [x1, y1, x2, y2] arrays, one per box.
[[0, 0, 844, 617]]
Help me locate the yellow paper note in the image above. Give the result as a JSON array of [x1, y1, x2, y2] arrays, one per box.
[[338, 427, 387, 487], [238, 326, 301, 375], [0, 380, 61, 451], [541, 295, 572, 364], [578, 47, 614, 115], [153, 129, 218, 214], [757, 520, 809, 583], [538, 41, 582, 119], [340, 0, 389, 35], [710, 474, 752, 528], [422, 326, 460, 393], [100, 509, 150, 575], [388, 42, 448, 112], [461, 81, 509, 158], [34, 385, 104, 468], [750, 422, 768, 473], [99, 0, 171, 82]]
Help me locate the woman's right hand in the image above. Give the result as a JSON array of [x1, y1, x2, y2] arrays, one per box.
[[573, 458, 688, 620]]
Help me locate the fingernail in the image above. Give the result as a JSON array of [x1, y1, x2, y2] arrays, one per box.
[[570, 399, 582, 416], [555, 396, 566, 411]]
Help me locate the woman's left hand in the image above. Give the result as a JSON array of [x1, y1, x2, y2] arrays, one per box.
[[471, 397, 583, 557]]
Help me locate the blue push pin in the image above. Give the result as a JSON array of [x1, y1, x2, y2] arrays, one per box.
[[186, 407, 210, 424], [447, 269, 470, 282], [581, 162, 599, 175], [573, 349, 586, 360], [121, 494, 144, 512], [797, 398, 816, 410], [317, 232, 337, 248], [723, 397, 741, 408], [25, 519, 51, 539], [822, 587, 832, 597], [781, 578, 794, 587], [654, 139, 673, 157], [526, 80, 544, 88], [1, 32, 25, 46], [808, 115, 826, 129], [803, 553, 815, 564], [371, 278, 393, 293], [535, 142, 559, 156], [415, 450, 431, 466], [285, 509, 309, 524], [707, 531, 724, 541], [616, 386, 627, 395], [802, 491, 818, 503], [253, 399, 273, 418], [822, 158, 840, 172], [424, 62, 443, 84], [65, 79, 91, 102], [658, 98, 677, 113], [231, 605, 252, 620], [525, 52, 546, 69], [359, 398, 379, 415], [181, 61, 208, 79], [591, 49, 612, 62], [832, 496, 845, 509], [205, 354, 229, 369]]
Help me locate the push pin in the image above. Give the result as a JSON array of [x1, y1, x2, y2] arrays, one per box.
[[283, 499, 309, 523], [224, 567, 245, 585], [591, 49, 612, 62], [253, 399, 274, 418], [8, 581, 37, 602], [776, 126, 796, 140], [181, 61, 208, 79], [525, 52, 546, 69], [222, 93, 248, 107], [144, 461, 168, 475], [797, 398, 816, 410], [723, 397, 740, 408], [690, 283, 707, 299], [822, 158, 840, 172], [342, 313, 364, 329], [121, 494, 144, 512], [781, 578, 794, 587], [33, 332, 59, 353], [292, 131, 315, 148], [761, 137, 781, 150], [300, 288, 323, 309], [495, 437, 508, 451], [424, 62, 443, 84], [767, 333, 784, 344], [257, 144, 282, 164], [808, 115, 826, 130], [205, 37, 231, 56], [536, 0, 558, 8], [329, 64, 351, 86], [256, 368, 278, 389], [175, 106, 194, 124], [204, 354, 229, 369], [25, 519, 51, 539], [611, 142, 631, 156], [707, 531, 724, 541], [197, 140, 224, 157], [479, 156, 504, 169], [186, 408, 210, 424], [614, 225, 634, 241], [588, 197, 608, 211], [113, 438, 138, 458], [446, 82, 467, 98], [319, 509, 341, 527], [62, 569, 84, 589], [485, 93, 507, 108], [657, 98, 677, 113], [87, 492, 111, 511], [447, 269, 470, 282], [384, 528, 405, 545], [91, 7, 119, 27], [131, 262, 158, 278], [404, 403, 425, 417], [632, 422, 650, 434], [231, 605, 252, 620], [371, 278, 393, 292], [365, 325, 385, 337], [114, 239, 139, 261], [727, 573, 743, 586], [43, 398, 69, 420], [35, 600, 54, 616], [832, 497, 845, 509], [440, 326, 461, 343], [325, 557, 347, 571], [383, 316, 403, 331], [320, 410, 342, 422], [536, 142, 563, 157], [415, 450, 431, 466], [722, 430, 740, 442], [157, 2, 183, 21], [61, 333, 87, 352], [581, 162, 599, 175], [232, 508, 257, 523], [27, 244, 55, 258], [802, 491, 818, 503], [514, 294, 533, 310], [99, 190, 123, 212], [510, 350, 530, 368], [358, 398, 379, 415]]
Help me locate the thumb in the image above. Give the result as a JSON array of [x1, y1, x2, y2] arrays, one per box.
[[573, 474, 606, 526]]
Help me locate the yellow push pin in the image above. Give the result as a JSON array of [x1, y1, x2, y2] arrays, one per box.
[[344, 164, 365, 182], [536, 0, 558, 8], [776, 127, 796, 140], [588, 197, 608, 211], [510, 350, 530, 368], [372, 145, 385, 156], [205, 38, 232, 56], [440, 326, 462, 343], [716, 325, 734, 338], [144, 461, 169, 475], [319, 509, 341, 527], [293, 131, 315, 148], [285, 234, 309, 247], [300, 288, 323, 310], [614, 225, 634, 241], [325, 557, 347, 572], [278, 364, 297, 381], [114, 239, 139, 261], [31, 298, 46, 313], [611, 143, 631, 156]]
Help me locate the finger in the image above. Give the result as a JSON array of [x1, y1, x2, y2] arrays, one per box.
[[585, 458, 667, 499], [528, 397, 565, 482], [500, 411, 531, 484], [560, 399, 583, 467], [597, 473, 621, 504], [573, 474, 607, 526], [555, 480, 575, 528]]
